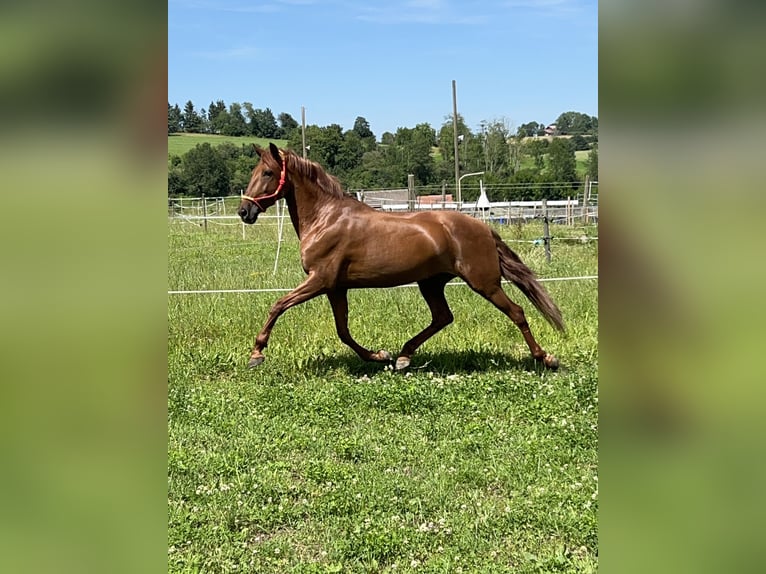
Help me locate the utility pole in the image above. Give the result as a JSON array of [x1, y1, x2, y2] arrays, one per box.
[[452, 80, 459, 203]]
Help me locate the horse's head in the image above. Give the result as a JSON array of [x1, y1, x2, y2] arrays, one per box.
[[238, 142, 287, 224]]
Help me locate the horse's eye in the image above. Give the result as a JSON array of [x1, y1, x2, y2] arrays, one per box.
[[263, 170, 273, 177]]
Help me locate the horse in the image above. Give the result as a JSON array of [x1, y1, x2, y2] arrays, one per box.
[[237, 143, 564, 371]]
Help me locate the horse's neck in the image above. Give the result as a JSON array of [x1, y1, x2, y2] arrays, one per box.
[[284, 194, 302, 238], [284, 178, 334, 239]]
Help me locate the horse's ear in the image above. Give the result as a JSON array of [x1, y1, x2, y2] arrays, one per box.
[[253, 144, 263, 157], [269, 142, 283, 167]]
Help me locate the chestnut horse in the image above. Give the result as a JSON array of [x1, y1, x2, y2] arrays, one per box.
[[238, 143, 564, 371]]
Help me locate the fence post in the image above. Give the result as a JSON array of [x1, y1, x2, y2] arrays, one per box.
[[583, 176, 590, 224], [542, 198, 551, 263], [202, 194, 208, 232], [407, 174, 415, 212]]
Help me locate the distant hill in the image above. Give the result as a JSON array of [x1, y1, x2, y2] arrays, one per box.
[[168, 133, 288, 157]]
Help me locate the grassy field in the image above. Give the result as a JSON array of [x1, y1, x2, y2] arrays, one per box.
[[168, 215, 598, 573], [169, 134, 288, 158], [575, 150, 589, 176]]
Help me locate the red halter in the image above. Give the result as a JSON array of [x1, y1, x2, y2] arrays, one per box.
[[241, 163, 286, 212]]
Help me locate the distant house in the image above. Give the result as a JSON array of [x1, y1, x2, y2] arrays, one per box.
[[544, 124, 558, 136], [418, 194, 453, 205]]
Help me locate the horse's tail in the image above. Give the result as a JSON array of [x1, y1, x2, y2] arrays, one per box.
[[493, 230, 565, 332]]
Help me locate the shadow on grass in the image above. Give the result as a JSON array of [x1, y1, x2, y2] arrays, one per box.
[[309, 348, 549, 377]]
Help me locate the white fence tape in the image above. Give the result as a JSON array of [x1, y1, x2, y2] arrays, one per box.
[[168, 275, 597, 295]]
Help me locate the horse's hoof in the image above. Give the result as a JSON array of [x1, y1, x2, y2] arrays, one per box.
[[372, 350, 391, 362], [248, 355, 265, 369], [395, 356, 411, 371], [543, 354, 559, 370]]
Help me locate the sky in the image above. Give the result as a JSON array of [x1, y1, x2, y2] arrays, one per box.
[[168, 0, 597, 137]]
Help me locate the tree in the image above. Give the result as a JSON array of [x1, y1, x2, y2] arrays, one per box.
[[249, 107, 279, 138], [547, 137, 577, 186], [241, 102, 257, 136], [207, 100, 227, 134], [517, 121, 543, 138], [287, 124, 319, 155], [524, 138, 548, 170], [313, 124, 345, 171], [181, 143, 230, 196], [570, 134, 590, 151], [278, 112, 299, 138], [223, 148, 258, 193], [507, 136, 523, 176], [437, 114, 469, 172], [168, 155, 185, 195], [182, 100, 202, 133], [586, 144, 598, 180], [554, 111, 594, 135], [352, 116, 373, 139], [289, 124, 345, 172], [352, 116, 377, 151], [404, 123, 437, 185], [482, 118, 513, 178], [354, 149, 387, 188], [336, 131, 365, 174], [168, 103, 182, 134], [380, 141, 408, 187], [220, 102, 247, 136]]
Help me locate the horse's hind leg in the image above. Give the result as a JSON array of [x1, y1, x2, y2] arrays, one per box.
[[477, 283, 559, 370], [327, 289, 391, 363], [395, 275, 454, 371]]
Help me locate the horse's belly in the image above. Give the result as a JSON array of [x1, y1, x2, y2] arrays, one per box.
[[328, 218, 455, 287], [342, 251, 451, 288]]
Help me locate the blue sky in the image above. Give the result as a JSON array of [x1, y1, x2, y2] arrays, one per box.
[[168, 0, 597, 137]]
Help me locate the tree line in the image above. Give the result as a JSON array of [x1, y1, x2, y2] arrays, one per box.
[[168, 100, 598, 201]]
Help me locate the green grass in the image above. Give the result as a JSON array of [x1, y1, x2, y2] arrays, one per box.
[[575, 150, 589, 178], [516, 150, 590, 179], [169, 134, 288, 158], [168, 217, 598, 573]]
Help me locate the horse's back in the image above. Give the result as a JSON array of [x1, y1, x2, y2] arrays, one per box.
[[309, 204, 498, 287], [417, 210, 495, 243]]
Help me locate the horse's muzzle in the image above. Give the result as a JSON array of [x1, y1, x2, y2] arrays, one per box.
[[238, 203, 260, 224]]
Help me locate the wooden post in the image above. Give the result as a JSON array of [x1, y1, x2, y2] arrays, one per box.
[[441, 181, 446, 209], [408, 174, 415, 212], [542, 198, 551, 262], [202, 194, 208, 232], [583, 175, 590, 224]]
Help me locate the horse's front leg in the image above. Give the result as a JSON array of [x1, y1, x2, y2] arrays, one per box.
[[249, 273, 326, 368], [327, 289, 391, 364]]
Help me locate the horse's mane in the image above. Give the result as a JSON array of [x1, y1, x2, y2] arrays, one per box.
[[283, 150, 346, 199]]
